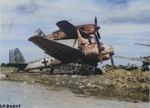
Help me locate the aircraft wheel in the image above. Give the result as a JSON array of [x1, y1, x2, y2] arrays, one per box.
[[94, 69, 103, 75], [73, 71, 76, 75], [79, 67, 89, 76], [40, 68, 43, 71], [25, 69, 29, 72]]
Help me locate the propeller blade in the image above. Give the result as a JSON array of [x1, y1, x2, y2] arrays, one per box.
[[94, 17, 103, 64], [95, 34, 100, 47], [95, 34, 103, 64], [95, 17, 100, 39], [95, 17, 97, 26], [97, 31, 100, 39], [110, 57, 114, 66]]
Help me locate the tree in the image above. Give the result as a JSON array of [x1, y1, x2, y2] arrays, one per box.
[[1, 63, 6, 67]]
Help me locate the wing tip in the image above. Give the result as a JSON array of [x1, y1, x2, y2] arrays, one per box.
[[28, 36, 42, 41]]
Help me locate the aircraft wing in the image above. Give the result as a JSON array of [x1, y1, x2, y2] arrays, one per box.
[[56, 20, 78, 39], [113, 56, 150, 63], [135, 43, 150, 47], [28, 36, 81, 63]]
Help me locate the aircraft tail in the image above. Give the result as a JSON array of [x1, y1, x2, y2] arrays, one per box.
[[9, 48, 26, 63], [35, 29, 45, 36]]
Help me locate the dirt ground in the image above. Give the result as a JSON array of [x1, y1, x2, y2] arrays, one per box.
[[1, 81, 149, 108], [1, 67, 149, 102]]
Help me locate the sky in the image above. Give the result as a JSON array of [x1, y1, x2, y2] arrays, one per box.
[[0, 0, 150, 67]]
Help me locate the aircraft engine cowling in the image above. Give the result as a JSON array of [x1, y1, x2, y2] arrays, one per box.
[[78, 24, 100, 35], [102, 54, 110, 61], [83, 44, 100, 58]]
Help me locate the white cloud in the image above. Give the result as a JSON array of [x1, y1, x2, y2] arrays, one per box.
[[100, 0, 150, 24], [101, 23, 150, 38], [2, 0, 150, 25], [1, 0, 101, 25], [1, 0, 150, 66]]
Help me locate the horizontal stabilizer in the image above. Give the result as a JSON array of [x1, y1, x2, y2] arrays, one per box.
[[7, 63, 28, 70]]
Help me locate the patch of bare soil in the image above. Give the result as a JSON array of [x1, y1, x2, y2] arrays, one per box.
[[1, 67, 149, 102]]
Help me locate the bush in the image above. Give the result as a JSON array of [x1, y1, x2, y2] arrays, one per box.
[[1, 63, 6, 67]]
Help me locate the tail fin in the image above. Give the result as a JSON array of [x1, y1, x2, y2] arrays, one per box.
[[9, 49, 15, 63], [9, 48, 26, 63], [35, 29, 45, 36]]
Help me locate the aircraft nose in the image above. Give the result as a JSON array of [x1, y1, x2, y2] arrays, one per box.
[[95, 26, 100, 31], [110, 52, 115, 56], [109, 45, 114, 52], [101, 44, 114, 55]]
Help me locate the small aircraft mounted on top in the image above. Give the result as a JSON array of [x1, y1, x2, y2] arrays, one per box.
[[114, 43, 150, 71], [29, 17, 114, 75]]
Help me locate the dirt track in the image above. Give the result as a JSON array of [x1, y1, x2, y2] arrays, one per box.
[[1, 67, 149, 102], [1, 81, 149, 108]]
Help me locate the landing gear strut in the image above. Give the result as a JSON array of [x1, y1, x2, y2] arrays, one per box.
[[77, 64, 103, 75], [50, 66, 54, 74], [142, 63, 149, 71], [40, 68, 43, 71], [94, 68, 103, 75]]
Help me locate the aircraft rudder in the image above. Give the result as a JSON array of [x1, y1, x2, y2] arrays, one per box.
[[35, 29, 45, 36], [9, 49, 15, 63], [14, 48, 26, 63]]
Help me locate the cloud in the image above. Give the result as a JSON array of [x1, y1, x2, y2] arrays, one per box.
[[105, 0, 128, 4], [2, 0, 150, 25], [1, 0, 101, 25], [1, 0, 150, 66], [1, 0, 102, 41], [15, 3, 42, 14], [100, 23, 150, 39], [100, 0, 150, 24]]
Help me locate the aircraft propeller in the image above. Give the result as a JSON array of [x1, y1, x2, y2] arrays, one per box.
[[94, 17, 103, 63], [94, 17, 101, 39], [95, 33, 103, 64], [94, 17, 97, 26], [95, 17, 114, 65]]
